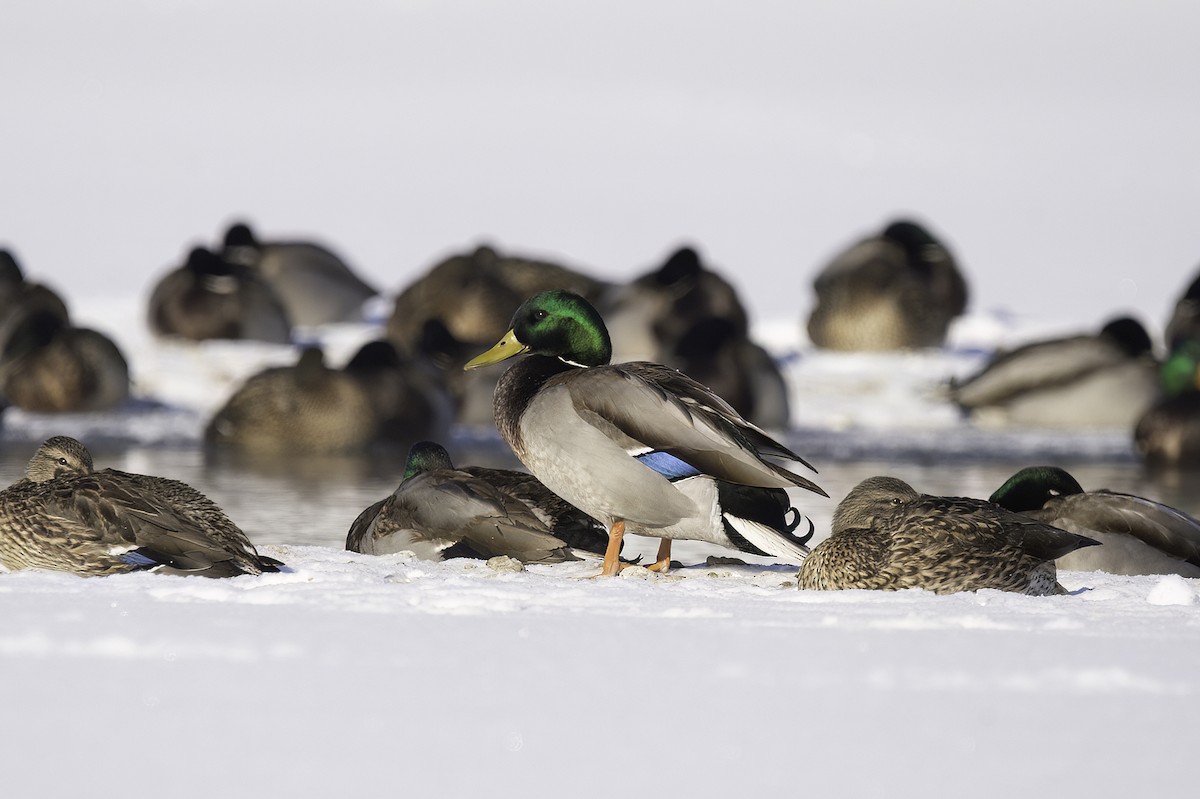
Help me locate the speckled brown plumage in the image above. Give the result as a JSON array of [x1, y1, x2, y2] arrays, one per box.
[[798, 476, 1099, 595], [0, 436, 279, 577]]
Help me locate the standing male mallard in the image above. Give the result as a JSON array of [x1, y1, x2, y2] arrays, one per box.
[[799, 476, 1099, 595], [465, 290, 825, 575], [1, 436, 280, 577]]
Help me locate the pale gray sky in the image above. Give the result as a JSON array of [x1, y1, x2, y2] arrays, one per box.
[[3, 1, 1199, 334]]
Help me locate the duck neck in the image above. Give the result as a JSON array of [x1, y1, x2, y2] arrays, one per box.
[[494, 355, 578, 454]]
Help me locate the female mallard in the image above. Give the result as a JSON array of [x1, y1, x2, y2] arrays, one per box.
[[464, 290, 825, 575], [346, 440, 580, 563], [989, 466, 1200, 577], [798, 476, 1099, 595], [205, 346, 379, 454], [0, 436, 280, 577], [0, 299, 129, 413], [950, 316, 1158, 429], [806, 219, 968, 351]]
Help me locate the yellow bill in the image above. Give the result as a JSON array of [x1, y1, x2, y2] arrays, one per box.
[[464, 329, 529, 370]]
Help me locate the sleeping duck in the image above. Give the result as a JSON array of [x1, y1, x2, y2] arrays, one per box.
[[205, 346, 378, 455], [806, 219, 968, 351], [1135, 340, 1200, 468], [346, 440, 581, 563], [989, 465, 1200, 577], [0, 296, 129, 413], [221, 221, 378, 327], [147, 246, 292, 344], [950, 316, 1158, 429], [464, 289, 825, 575], [798, 476, 1099, 595], [387, 244, 611, 359], [0, 436, 280, 577], [605, 246, 789, 429]]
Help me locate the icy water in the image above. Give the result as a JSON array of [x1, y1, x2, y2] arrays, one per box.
[[3, 428, 1195, 560]]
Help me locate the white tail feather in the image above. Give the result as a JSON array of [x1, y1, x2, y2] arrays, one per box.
[[724, 514, 810, 563]]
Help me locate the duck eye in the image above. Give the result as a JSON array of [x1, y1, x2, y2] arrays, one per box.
[[57, 457, 68, 466], [533, 309, 548, 321], [890, 497, 902, 505]]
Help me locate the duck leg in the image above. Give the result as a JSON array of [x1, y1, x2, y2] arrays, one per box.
[[600, 520, 626, 576], [646, 538, 672, 572]]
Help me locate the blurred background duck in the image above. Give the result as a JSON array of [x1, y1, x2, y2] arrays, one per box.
[[341, 339, 453, 444], [604, 245, 789, 429], [387, 244, 611, 429], [798, 476, 1099, 595], [0, 248, 69, 325], [346, 440, 581, 563], [806, 218, 969, 351], [464, 289, 825, 576], [221, 221, 378, 326], [0, 285, 129, 413], [1163, 264, 1200, 349], [989, 465, 1200, 577], [949, 315, 1158, 428], [387, 243, 610, 358], [147, 246, 292, 344], [1, 436, 280, 577], [1134, 338, 1200, 468], [205, 346, 379, 455]]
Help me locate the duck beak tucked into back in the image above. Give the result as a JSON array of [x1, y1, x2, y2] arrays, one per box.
[[465, 329, 529, 370]]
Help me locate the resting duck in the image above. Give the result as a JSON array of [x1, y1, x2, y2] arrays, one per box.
[[221, 221, 378, 327], [950, 316, 1158, 429], [0, 249, 69, 328], [341, 340, 454, 444], [604, 246, 789, 429], [387, 244, 610, 358], [148, 246, 292, 344], [0, 299, 129, 413], [205, 346, 378, 454], [806, 219, 969, 351], [464, 289, 824, 575], [798, 476, 1099, 595], [0, 436, 280, 577], [346, 440, 580, 563], [1135, 340, 1200, 467], [990, 466, 1200, 577]]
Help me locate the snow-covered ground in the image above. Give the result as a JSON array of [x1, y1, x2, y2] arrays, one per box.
[[3, 549, 1197, 798]]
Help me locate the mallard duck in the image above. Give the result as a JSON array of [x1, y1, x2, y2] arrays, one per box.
[[0, 249, 69, 329], [1164, 268, 1200, 349], [0, 300, 129, 412], [387, 244, 611, 359], [798, 476, 1099, 595], [221, 221, 378, 327], [1135, 340, 1200, 467], [1, 436, 280, 577], [342, 340, 454, 444], [603, 246, 788, 429], [989, 466, 1200, 577], [464, 290, 825, 575], [205, 346, 378, 454], [147, 246, 292, 344], [806, 218, 968, 351], [346, 440, 580, 563], [950, 316, 1158, 428]]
